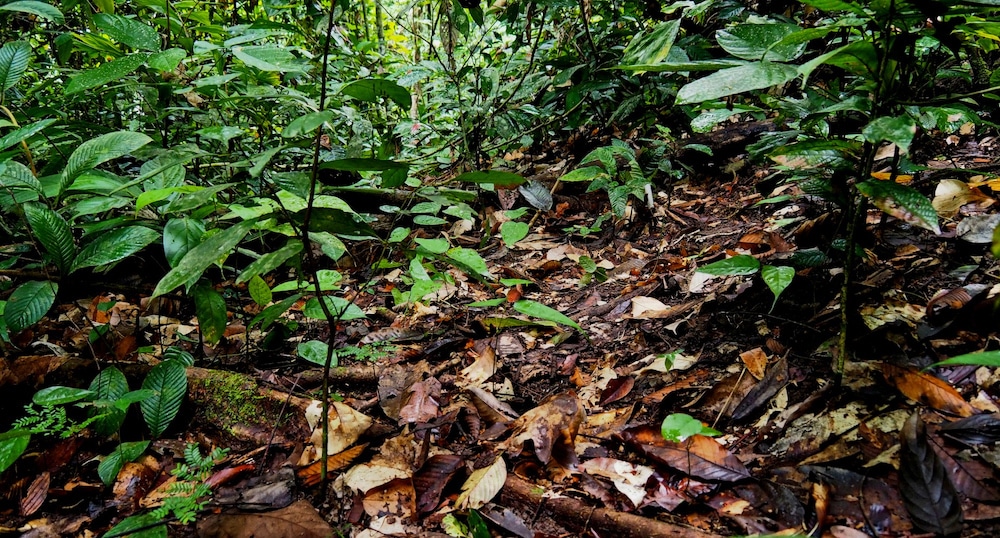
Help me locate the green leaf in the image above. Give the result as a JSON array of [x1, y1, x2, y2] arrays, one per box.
[[0, 1, 64, 23], [65, 52, 150, 95], [23, 202, 76, 274], [293, 208, 378, 238], [621, 19, 682, 65], [34, 386, 96, 406], [147, 48, 186, 71], [856, 180, 940, 234], [232, 45, 309, 72], [447, 247, 491, 278], [341, 78, 410, 108], [162, 218, 205, 268], [302, 296, 366, 321], [0, 430, 30, 474], [93, 13, 161, 51], [769, 139, 859, 170], [697, 255, 761, 276], [104, 512, 167, 538], [283, 111, 334, 138], [98, 440, 150, 486], [319, 158, 409, 188], [801, 0, 869, 16], [513, 300, 583, 332], [4, 280, 57, 334], [235, 241, 303, 285], [930, 351, 1000, 369], [136, 185, 201, 213], [297, 340, 334, 366], [248, 294, 300, 330], [192, 282, 227, 345], [0, 41, 30, 92], [454, 170, 526, 187], [90, 367, 129, 436], [248, 275, 272, 306], [500, 221, 529, 248], [153, 219, 257, 297], [0, 159, 43, 194], [716, 23, 806, 62], [560, 166, 606, 183], [661, 413, 721, 442], [862, 115, 917, 154], [414, 238, 449, 254], [72, 226, 159, 272], [60, 131, 153, 196], [761, 264, 795, 308], [140, 359, 188, 437], [676, 62, 799, 105]]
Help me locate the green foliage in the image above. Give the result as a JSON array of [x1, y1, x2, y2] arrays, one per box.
[[561, 142, 651, 217], [697, 256, 795, 309], [150, 444, 229, 525], [661, 413, 722, 442]]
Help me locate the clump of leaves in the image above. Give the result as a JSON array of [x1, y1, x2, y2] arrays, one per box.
[[151, 444, 229, 525]]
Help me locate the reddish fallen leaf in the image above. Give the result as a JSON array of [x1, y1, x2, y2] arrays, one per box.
[[296, 444, 367, 487], [928, 435, 1000, 501], [598, 376, 634, 406], [196, 499, 334, 537], [362, 477, 416, 519], [502, 390, 584, 466], [882, 363, 976, 417], [620, 426, 750, 482], [398, 377, 441, 425], [20, 471, 49, 516], [899, 413, 964, 536], [205, 464, 255, 489], [413, 454, 464, 514]]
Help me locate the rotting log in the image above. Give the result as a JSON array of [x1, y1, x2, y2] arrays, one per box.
[[500, 474, 723, 538]]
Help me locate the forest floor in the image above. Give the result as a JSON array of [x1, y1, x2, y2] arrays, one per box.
[[3, 125, 1000, 538]]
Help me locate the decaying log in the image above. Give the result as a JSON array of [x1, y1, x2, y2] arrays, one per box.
[[500, 474, 723, 538]]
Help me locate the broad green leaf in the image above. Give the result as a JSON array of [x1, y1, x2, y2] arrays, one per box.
[[454, 170, 527, 187], [196, 125, 244, 145], [153, 219, 257, 297], [931, 351, 1000, 368], [677, 62, 799, 105], [297, 340, 333, 366], [23, 202, 76, 274], [60, 131, 153, 196], [192, 282, 227, 345], [249, 294, 301, 330], [136, 185, 202, 213], [319, 158, 409, 188], [761, 264, 795, 308], [769, 139, 859, 170], [661, 413, 721, 442], [0, 430, 31, 473], [283, 111, 334, 138], [697, 255, 761, 276], [513, 299, 583, 332], [68, 194, 130, 218], [716, 23, 806, 62], [0, 1, 64, 23], [862, 115, 917, 154], [65, 52, 150, 95], [414, 237, 449, 254], [140, 359, 188, 437], [147, 48, 186, 71], [71, 226, 159, 272], [33, 386, 95, 406], [98, 441, 150, 486], [103, 513, 167, 538], [341, 78, 410, 108], [248, 275, 272, 306], [235, 240, 302, 285], [302, 296, 366, 321], [798, 40, 876, 83], [560, 166, 606, 183], [801, 0, 869, 16], [447, 247, 491, 278], [4, 280, 57, 334], [164, 183, 234, 214], [856, 180, 940, 234], [614, 59, 748, 72], [93, 13, 161, 51], [90, 367, 129, 436], [163, 217, 205, 268], [293, 208, 378, 238], [0, 159, 42, 193], [0, 41, 30, 92], [500, 221, 529, 248], [621, 19, 681, 65], [232, 45, 309, 72]]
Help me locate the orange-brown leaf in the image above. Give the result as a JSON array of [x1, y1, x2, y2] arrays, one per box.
[[296, 444, 367, 487], [882, 363, 976, 417]]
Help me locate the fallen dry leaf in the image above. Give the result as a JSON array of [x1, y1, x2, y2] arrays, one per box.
[[501, 389, 585, 466], [882, 363, 977, 417]]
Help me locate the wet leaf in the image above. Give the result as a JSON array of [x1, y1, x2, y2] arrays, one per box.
[[882, 363, 976, 417], [899, 413, 963, 536], [856, 180, 940, 234]]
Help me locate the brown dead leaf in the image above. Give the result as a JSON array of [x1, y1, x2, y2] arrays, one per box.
[[501, 390, 585, 466], [598, 376, 634, 407], [456, 456, 506, 510], [739, 347, 768, 380], [363, 477, 416, 519], [899, 413, 964, 536], [300, 400, 373, 465], [296, 444, 367, 487], [19, 471, 49, 516], [458, 346, 498, 388], [620, 426, 751, 482], [196, 499, 333, 538], [413, 454, 464, 514], [882, 363, 976, 417], [398, 377, 441, 425]]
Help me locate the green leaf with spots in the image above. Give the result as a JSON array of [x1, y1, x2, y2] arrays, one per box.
[[856, 180, 940, 234]]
